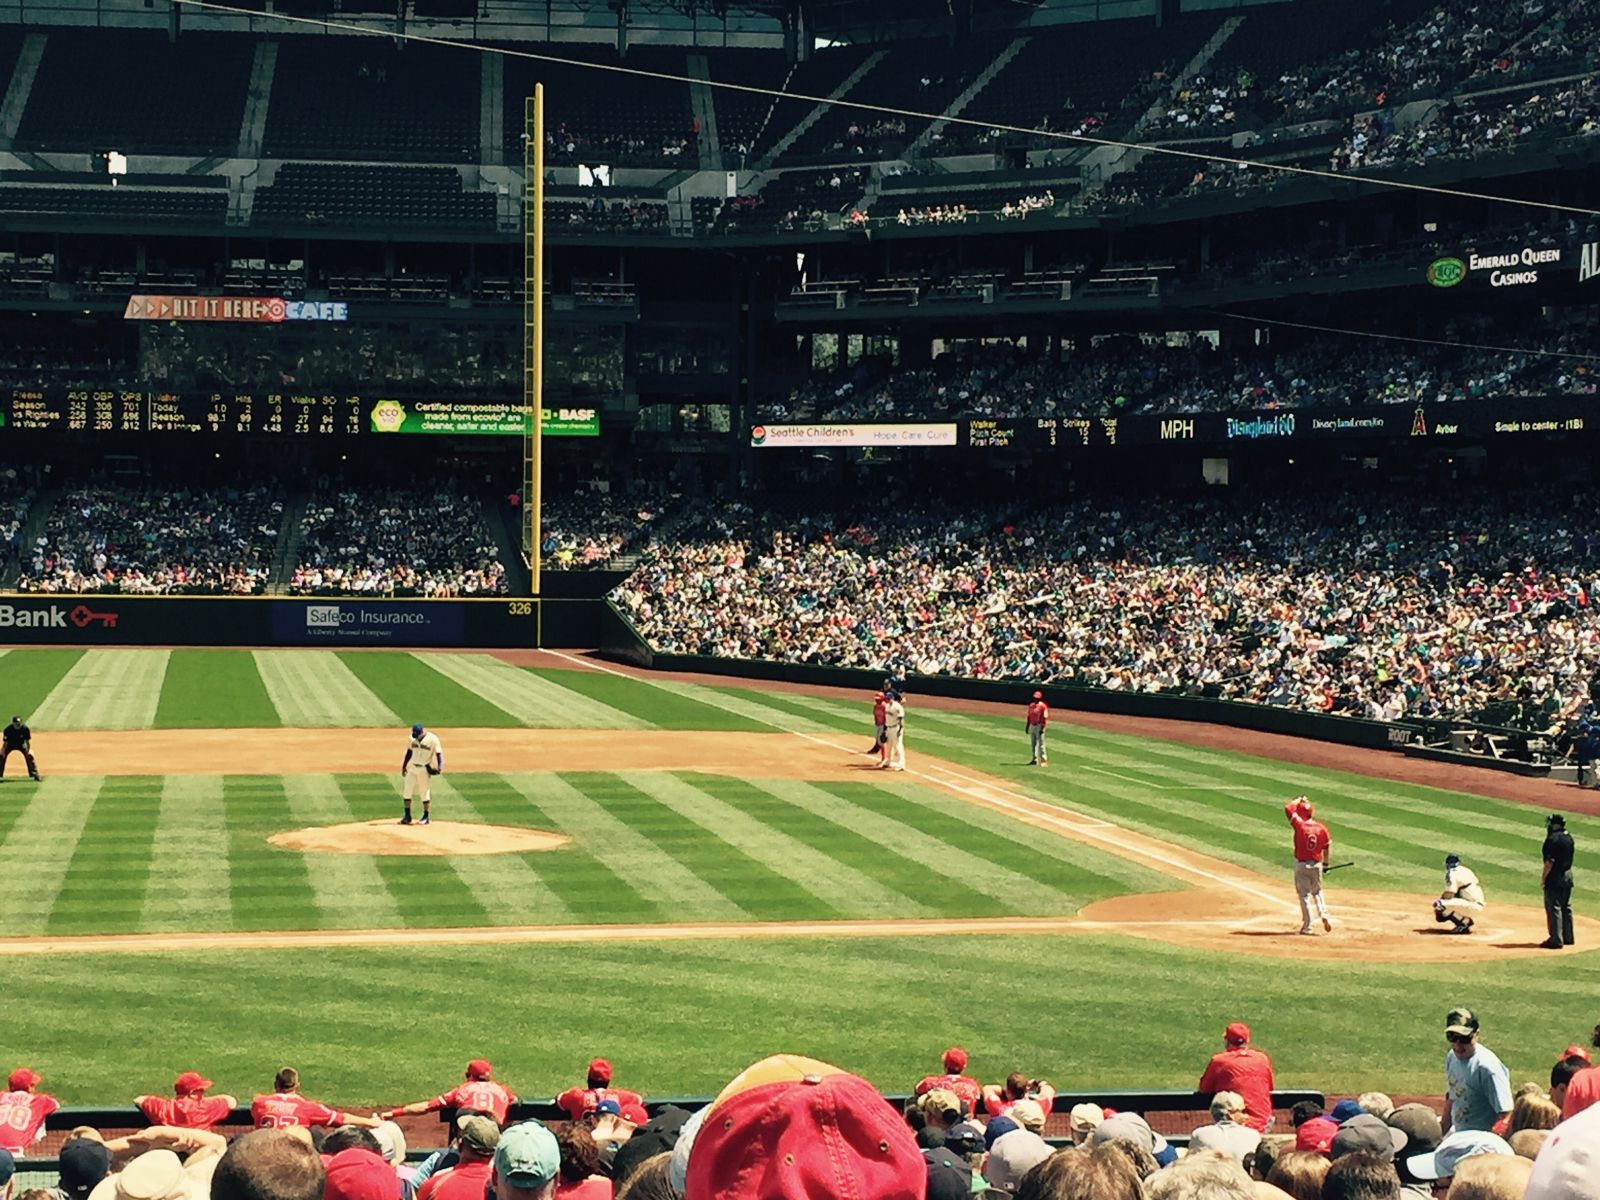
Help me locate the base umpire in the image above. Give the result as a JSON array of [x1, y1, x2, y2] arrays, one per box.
[[0, 715, 41, 782]]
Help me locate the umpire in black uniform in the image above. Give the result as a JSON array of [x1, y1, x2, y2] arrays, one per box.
[[1542, 813, 1576, 949], [0, 715, 40, 781]]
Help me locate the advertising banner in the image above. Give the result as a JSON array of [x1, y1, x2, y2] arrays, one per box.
[[123, 296, 348, 322], [368, 400, 600, 437], [750, 422, 960, 447], [271, 601, 466, 646]]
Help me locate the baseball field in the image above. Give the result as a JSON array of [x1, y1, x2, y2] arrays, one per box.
[[0, 645, 1596, 1105]]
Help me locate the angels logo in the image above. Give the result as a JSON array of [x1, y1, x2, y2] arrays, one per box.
[[750, 425, 767, 446], [1582, 242, 1600, 284]]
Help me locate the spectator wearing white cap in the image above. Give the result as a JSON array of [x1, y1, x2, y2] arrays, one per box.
[[1067, 1104, 1104, 1146], [1405, 1130, 1514, 1194], [1190, 1092, 1262, 1165]]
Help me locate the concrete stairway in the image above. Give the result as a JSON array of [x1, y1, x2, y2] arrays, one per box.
[[909, 35, 1030, 155], [758, 49, 887, 168], [0, 32, 47, 150]]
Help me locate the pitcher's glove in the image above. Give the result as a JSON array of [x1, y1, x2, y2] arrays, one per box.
[[427, 764, 441, 776]]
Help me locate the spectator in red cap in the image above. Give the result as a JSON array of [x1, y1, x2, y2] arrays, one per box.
[[683, 1054, 924, 1200], [913, 1049, 981, 1113], [555, 1062, 642, 1126], [324, 1149, 400, 1200], [137, 1072, 238, 1132], [384, 1061, 518, 1126], [0, 1069, 59, 1152], [1295, 1116, 1340, 1157], [1199, 1023, 1275, 1134]]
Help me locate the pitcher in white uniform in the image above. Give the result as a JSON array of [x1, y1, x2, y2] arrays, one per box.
[[401, 723, 443, 825]]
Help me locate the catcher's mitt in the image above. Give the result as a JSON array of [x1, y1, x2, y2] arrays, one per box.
[[426, 764, 441, 776]]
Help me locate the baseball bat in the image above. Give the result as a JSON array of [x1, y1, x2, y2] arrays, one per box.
[[1323, 861, 1356, 872]]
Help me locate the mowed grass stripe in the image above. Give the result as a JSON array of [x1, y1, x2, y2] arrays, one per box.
[[451, 775, 660, 921], [0, 778, 100, 935], [630, 772, 928, 919], [713, 689, 859, 733], [649, 680, 829, 732], [140, 776, 231, 932], [417, 654, 649, 729], [527, 668, 770, 731], [154, 651, 281, 728], [421, 777, 574, 925], [759, 779, 1077, 915], [222, 776, 320, 930], [0, 649, 84, 723], [335, 775, 492, 927], [840, 779, 1135, 910], [46, 777, 163, 934], [571, 771, 836, 920], [279, 775, 402, 930], [340, 654, 520, 728], [688, 775, 963, 918], [534, 774, 745, 921], [32, 649, 171, 730], [253, 651, 399, 727]]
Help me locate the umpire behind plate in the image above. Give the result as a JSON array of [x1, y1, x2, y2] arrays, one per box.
[[0, 715, 40, 782]]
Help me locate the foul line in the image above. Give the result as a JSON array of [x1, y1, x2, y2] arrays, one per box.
[[540, 651, 1298, 913]]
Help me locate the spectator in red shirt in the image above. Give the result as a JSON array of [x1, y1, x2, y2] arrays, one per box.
[[251, 1069, 378, 1132], [384, 1061, 518, 1126], [418, 1116, 500, 1200], [913, 1048, 982, 1113], [1199, 1022, 1276, 1134], [981, 1071, 1056, 1119], [137, 1072, 239, 1132], [1561, 1023, 1600, 1119], [0, 1069, 60, 1152], [551, 1126, 610, 1199], [554, 1061, 641, 1125]]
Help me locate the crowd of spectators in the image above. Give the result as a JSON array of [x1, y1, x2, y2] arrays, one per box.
[[754, 319, 1596, 424], [1147, 0, 1600, 141], [614, 484, 1600, 726], [551, 198, 671, 234], [546, 121, 699, 167], [14, 483, 280, 594], [538, 483, 668, 569], [140, 323, 520, 395], [290, 484, 506, 597], [892, 191, 1056, 226], [4, 1013, 1600, 1199]]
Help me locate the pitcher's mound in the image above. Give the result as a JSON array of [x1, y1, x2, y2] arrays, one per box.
[[270, 820, 571, 857]]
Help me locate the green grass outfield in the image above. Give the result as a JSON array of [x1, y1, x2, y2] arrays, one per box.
[[1, 648, 1597, 1101]]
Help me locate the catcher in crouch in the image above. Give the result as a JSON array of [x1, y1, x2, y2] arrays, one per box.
[[1433, 853, 1485, 934], [401, 722, 443, 826]]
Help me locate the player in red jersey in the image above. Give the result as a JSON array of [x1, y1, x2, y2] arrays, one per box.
[[136, 1071, 238, 1131], [1285, 796, 1334, 934], [914, 1047, 982, 1113], [554, 1059, 643, 1124], [382, 1059, 518, 1126], [0, 1068, 59, 1152], [250, 1067, 378, 1131], [1198, 1023, 1276, 1133], [1026, 692, 1050, 765], [868, 692, 888, 763]]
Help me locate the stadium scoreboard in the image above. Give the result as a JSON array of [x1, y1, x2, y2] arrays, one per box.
[[0, 390, 599, 437]]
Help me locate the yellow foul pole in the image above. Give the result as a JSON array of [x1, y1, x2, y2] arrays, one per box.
[[524, 83, 545, 597]]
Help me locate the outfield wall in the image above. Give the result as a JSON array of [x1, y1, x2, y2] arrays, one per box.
[[0, 594, 563, 647], [597, 602, 1421, 752]]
